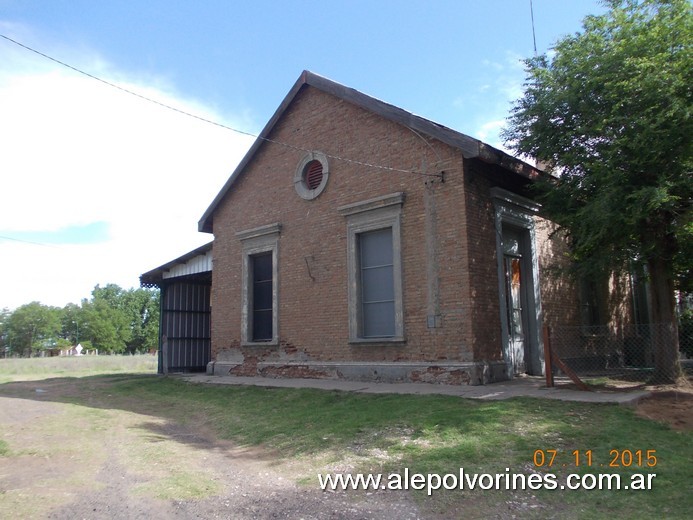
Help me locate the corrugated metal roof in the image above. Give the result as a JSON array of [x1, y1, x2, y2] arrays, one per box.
[[140, 241, 213, 287]]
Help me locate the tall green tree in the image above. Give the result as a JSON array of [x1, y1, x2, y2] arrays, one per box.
[[2, 284, 160, 357], [503, 0, 692, 383], [122, 288, 160, 354], [79, 284, 160, 354], [60, 302, 85, 344], [5, 302, 62, 356], [0, 308, 10, 356], [82, 285, 131, 354]]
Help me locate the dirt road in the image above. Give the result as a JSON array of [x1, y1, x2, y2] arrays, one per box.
[[0, 378, 421, 520], [2, 375, 690, 519]]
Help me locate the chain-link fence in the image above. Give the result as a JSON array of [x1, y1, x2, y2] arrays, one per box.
[[546, 322, 693, 385]]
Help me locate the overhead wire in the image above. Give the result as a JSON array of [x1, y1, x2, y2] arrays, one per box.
[[0, 234, 60, 248], [0, 33, 443, 179], [529, 0, 538, 56]]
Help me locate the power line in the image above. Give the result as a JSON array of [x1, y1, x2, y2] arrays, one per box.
[[0, 34, 257, 138], [0, 33, 443, 179], [0, 234, 59, 248], [529, 0, 538, 56]]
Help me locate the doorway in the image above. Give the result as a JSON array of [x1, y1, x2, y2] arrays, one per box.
[[491, 187, 544, 378], [502, 228, 529, 374]]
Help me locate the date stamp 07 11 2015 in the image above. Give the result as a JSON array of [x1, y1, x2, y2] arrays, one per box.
[[533, 449, 658, 469]]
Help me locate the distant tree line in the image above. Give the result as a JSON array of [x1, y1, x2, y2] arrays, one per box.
[[0, 284, 160, 357]]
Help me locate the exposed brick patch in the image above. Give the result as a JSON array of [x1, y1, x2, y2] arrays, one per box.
[[259, 365, 331, 380], [447, 369, 472, 385], [230, 356, 259, 377], [410, 366, 472, 385], [282, 342, 299, 355]]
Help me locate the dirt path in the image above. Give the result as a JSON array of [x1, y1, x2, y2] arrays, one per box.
[[2, 376, 690, 519], [0, 379, 421, 520]]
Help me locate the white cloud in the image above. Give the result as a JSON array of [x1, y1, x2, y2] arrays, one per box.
[[481, 59, 504, 71], [451, 50, 529, 151], [0, 34, 254, 310], [474, 119, 506, 148]]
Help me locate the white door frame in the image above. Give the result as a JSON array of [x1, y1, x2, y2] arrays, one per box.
[[491, 188, 544, 376]]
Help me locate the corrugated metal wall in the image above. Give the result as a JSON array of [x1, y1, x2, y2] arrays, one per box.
[[161, 281, 211, 372], [163, 250, 213, 279]]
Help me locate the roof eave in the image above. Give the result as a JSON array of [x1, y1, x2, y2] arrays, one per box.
[[198, 70, 543, 233], [198, 73, 313, 234], [139, 241, 213, 286], [476, 142, 544, 180]]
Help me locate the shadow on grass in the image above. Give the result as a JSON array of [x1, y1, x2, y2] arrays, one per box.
[[0, 373, 687, 474], [3, 373, 692, 518], [0, 373, 544, 463]]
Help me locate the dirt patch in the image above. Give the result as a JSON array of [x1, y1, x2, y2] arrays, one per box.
[[556, 372, 693, 432], [0, 378, 421, 519], [635, 390, 693, 431], [2, 374, 689, 519]]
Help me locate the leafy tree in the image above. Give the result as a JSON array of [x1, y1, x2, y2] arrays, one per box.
[[80, 299, 123, 353], [122, 288, 160, 354], [78, 284, 159, 354], [61, 302, 86, 344], [5, 302, 62, 356], [3, 284, 160, 357], [503, 0, 692, 382], [81, 289, 130, 354], [91, 283, 126, 310], [0, 308, 10, 356]]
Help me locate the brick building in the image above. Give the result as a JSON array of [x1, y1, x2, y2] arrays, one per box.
[[143, 71, 597, 384]]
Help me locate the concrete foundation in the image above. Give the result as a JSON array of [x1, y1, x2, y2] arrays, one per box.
[[207, 358, 510, 386]]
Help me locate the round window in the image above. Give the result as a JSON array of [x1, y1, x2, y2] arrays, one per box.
[[304, 160, 324, 190], [294, 151, 329, 200]]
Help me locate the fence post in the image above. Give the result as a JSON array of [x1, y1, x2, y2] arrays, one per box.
[[543, 325, 554, 388]]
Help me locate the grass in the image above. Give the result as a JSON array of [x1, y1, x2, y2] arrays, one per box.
[[135, 473, 223, 500], [110, 376, 692, 518], [1, 357, 691, 518], [0, 354, 157, 382]]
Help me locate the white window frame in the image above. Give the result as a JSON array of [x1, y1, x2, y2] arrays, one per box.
[[339, 193, 405, 344], [237, 223, 281, 346]]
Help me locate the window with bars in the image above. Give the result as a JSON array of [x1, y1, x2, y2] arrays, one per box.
[[358, 228, 396, 337], [251, 252, 273, 341], [339, 192, 405, 344], [237, 223, 280, 346]]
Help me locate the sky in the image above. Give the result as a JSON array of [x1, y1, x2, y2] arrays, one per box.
[[0, 0, 606, 311]]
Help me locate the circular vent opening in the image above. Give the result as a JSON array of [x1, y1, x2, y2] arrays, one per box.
[[294, 151, 329, 200], [304, 160, 324, 190]]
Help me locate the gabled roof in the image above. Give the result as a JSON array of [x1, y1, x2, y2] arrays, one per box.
[[199, 70, 540, 233], [140, 241, 213, 287]]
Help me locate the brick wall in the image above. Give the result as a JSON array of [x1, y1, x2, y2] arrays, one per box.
[[208, 86, 585, 375], [210, 87, 483, 367], [463, 163, 503, 361], [535, 217, 582, 329]]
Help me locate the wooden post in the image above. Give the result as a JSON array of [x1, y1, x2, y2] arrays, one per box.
[[551, 355, 592, 391], [543, 325, 554, 388], [543, 325, 591, 392]]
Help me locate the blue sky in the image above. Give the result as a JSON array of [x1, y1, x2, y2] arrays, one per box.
[[0, 0, 606, 310]]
